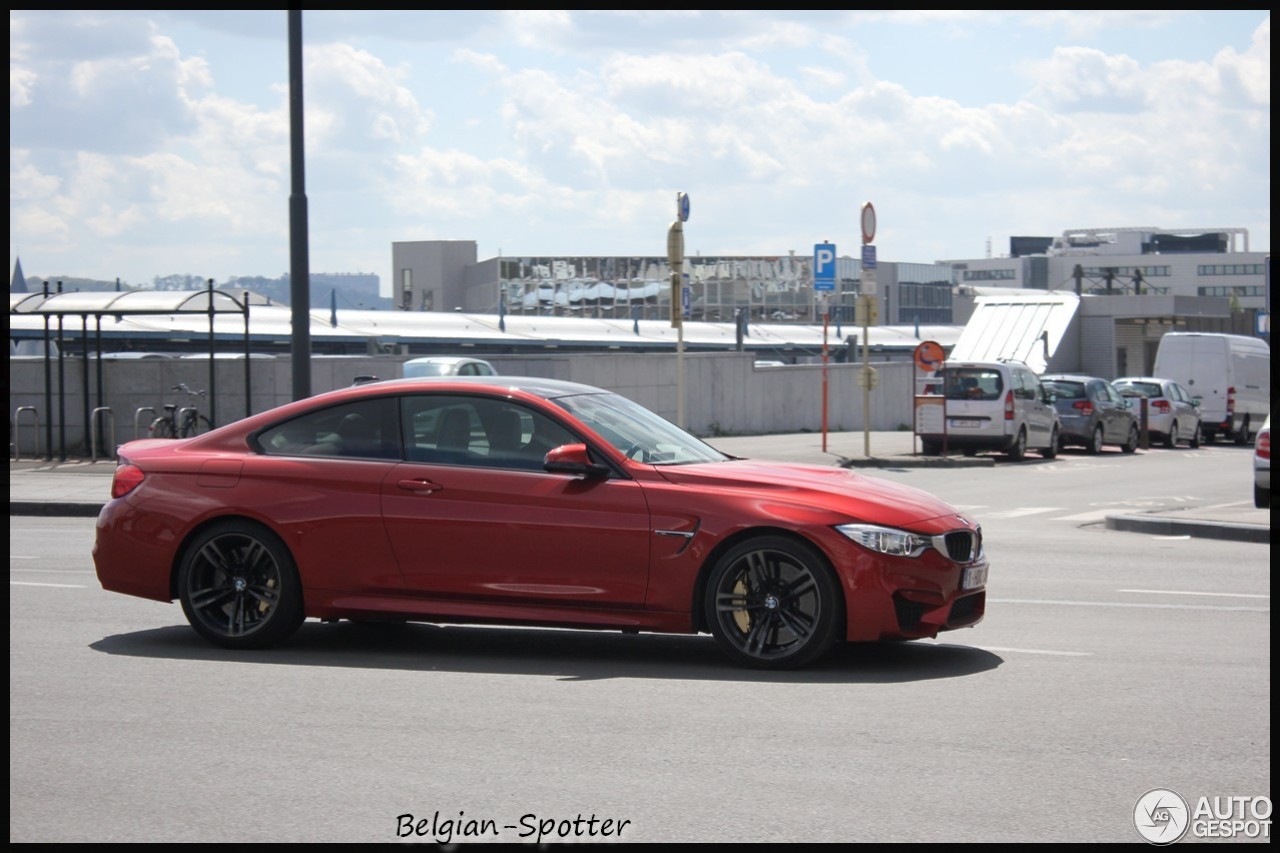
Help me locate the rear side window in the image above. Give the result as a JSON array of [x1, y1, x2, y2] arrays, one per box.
[[257, 397, 401, 460]]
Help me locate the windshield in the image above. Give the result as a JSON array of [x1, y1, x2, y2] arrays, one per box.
[[553, 392, 729, 465]]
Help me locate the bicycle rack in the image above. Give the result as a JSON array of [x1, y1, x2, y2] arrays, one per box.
[[135, 407, 157, 440], [91, 407, 116, 462], [178, 406, 200, 436], [13, 406, 40, 461]]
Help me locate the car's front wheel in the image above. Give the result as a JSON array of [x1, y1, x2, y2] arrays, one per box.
[[704, 536, 841, 670], [1042, 427, 1058, 459], [1164, 421, 1178, 449], [178, 520, 304, 650], [1190, 421, 1202, 449], [1122, 424, 1139, 454]]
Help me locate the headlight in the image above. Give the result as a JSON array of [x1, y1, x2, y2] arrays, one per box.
[[836, 523, 931, 557]]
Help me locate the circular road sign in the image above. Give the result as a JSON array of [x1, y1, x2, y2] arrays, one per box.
[[914, 340, 944, 372], [861, 201, 876, 244], [678, 192, 690, 222]]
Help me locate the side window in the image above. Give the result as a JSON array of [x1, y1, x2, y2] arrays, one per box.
[[1015, 370, 1036, 400], [257, 397, 400, 460], [401, 395, 577, 470]]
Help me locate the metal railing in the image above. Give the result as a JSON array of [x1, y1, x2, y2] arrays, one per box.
[[13, 406, 40, 461], [134, 407, 157, 441], [91, 407, 116, 462]]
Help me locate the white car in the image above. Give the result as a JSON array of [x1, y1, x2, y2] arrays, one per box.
[[1254, 415, 1271, 508], [1112, 377, 1203, 449], [402, 356, 497, 378], [919, 359, 1060, 461]]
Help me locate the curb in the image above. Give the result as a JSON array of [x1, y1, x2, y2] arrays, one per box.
[[1105, 513, 1269, 544], [841, 455, 997, 469], [10, 502, 104, 518]]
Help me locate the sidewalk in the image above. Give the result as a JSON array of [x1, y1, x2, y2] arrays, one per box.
[[10, 431, 1269, 543]]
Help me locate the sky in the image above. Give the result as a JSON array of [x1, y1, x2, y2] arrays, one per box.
[[9, 10, 1271, 296]]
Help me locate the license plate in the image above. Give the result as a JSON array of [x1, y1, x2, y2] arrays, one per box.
[[950, 419, 981, 428], [962, 565, 988, 590]]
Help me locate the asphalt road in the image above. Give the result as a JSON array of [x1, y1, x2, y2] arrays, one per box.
[[9, 440, 1270, 843]]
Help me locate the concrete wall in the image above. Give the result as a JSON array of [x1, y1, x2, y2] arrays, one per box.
[[9, 351, 918, 458]]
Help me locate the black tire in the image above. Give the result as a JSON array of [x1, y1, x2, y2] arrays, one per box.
[[1006, 427, 1027, 461], [1164, 421, 1178, 449], [704, 536, 841, 670], [1087, 424, 1104, 455], [1122, 425, 1139, 454], [1042, 427, 1058, 459], [178, 520, 304, 650], [1256, 484, 1270, 509], [1189, 421, 1202, 449], [149, 417, 175, 439], [920, 440, 941, 456], [1234, 417, 1250, 446]]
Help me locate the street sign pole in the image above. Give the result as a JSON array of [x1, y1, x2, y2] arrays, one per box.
[[668, 192, 690, 428], [860, 202, 877, 458]]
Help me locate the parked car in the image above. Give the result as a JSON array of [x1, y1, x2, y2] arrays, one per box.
[[402, 356, 497, 378], [1153, 332, 1270, 444], [1041, 374, 1140, 454], [1111, 377, 1203, 449], [919, 359, 1059, 461], [93, 376, 988, 670], [1254, 415, 1271, 508]]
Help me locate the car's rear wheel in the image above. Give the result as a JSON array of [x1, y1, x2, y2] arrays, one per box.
[[178, 520, 304, 650], [1007, 427, 1027, 461], [1234, 417, 1250, 446], [1256, 483, 1271, 509], [705, 536, 840, 670], [1164, 421, 1178, 449], [1122, 425, 1139, 454], [1088, 424, 1104, 454]]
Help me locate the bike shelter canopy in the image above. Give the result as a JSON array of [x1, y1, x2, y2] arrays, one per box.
[[9, 286, 252, 460]]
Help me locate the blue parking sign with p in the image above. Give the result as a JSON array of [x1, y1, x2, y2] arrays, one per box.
[[814, 243, 836, 291]]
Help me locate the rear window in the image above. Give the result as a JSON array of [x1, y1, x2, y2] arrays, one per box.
[[1115, 381, 1162, 398], [1044, 380, 1086, 400], [927, 368, 1004, 401]]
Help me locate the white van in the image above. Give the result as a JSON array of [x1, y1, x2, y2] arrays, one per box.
[[1152, 332, 1270, 444]]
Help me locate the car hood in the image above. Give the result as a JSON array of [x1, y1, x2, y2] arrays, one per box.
[[654, 459, 968, 529]]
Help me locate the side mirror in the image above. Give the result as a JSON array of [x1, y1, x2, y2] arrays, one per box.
[[1192, 397, 1202, 407], [543, 443, 610, 478]]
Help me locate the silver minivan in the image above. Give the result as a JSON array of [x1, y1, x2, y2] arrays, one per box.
[[920, 360, 1060, 461]]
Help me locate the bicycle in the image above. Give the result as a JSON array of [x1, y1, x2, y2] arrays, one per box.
[[149, 383, 214, 438]]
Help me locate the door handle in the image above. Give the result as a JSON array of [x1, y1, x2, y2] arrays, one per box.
[[397, 478, 443, 494]]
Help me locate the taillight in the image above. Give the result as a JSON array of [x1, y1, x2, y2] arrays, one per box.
[[1151, 400, 1171, 414], [1258, 432, 1271, 460], [1072, 401, 1094, 416], [1004, 390, 1015, 420], [111, 463, 145, 499], [1226, 386, 1236, 415]]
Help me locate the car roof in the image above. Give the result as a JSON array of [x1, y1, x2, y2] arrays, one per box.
[[1041, 374, 1101, 381], [359, 375, 606, 400]]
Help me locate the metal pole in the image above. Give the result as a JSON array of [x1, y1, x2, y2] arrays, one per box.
[[862, 306, 870, 458], [207, 278, 217, 428], [288, 10, 312, 400], [42, 281, 52, 461]]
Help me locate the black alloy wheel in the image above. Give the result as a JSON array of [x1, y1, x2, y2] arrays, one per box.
[[178, 521, 304, 650], [705, 536, 840, 670]]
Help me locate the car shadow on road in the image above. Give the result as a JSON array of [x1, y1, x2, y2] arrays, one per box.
[[90, 621, 1003, 684]]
